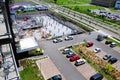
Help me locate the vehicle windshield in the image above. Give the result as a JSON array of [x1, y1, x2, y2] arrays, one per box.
[[69, 52, 74, 55], [105, 55, 109, 57]]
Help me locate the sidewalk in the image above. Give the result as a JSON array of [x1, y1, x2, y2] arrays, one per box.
[[36, 57, 65, 80]]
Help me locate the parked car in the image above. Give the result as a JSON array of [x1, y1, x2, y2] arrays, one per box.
[[96, 34, 104, 41], [108, 57, 118, 64], [105, 40, 112, 45], [75, 58, 86, 66], [93, 48, 101, 53], [70, 55, 80, 61], [65, 36, 73, 41], [62, 48, 71, 54], [47, 74, 62, 80], [36, 6, 48, 11], [53, 38, 63, 43], [110, 42, 117, 48], [103, 54, 112, 60], [90, 73, 103, 80], [86, 42, 94, 47], [66, 51, 76, 58]]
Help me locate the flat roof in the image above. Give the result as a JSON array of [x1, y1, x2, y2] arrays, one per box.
[[17, 37, 38, 53]]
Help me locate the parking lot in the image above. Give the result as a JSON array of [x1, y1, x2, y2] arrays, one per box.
[[90, 9, 120, 21], [38, 31, 120, 80], [10, 2, 120, 79], [90, 44, 120, 69], [61, 50, 106, 80]]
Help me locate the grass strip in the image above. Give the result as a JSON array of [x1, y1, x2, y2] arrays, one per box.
[[19, 59, 45, 80]]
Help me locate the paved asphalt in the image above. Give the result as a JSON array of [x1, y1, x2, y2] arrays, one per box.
[[38, 31, 120, 80], [38, 35, 86, 80]]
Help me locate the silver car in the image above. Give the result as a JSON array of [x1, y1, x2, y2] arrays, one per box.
[[75, 58, 86, 66]]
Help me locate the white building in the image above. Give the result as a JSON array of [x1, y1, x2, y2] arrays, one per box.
[[115, 0, 120, 9]]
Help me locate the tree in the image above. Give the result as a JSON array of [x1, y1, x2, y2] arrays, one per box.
[[105, 63, 113, 73], [54, 0, 57, 4]]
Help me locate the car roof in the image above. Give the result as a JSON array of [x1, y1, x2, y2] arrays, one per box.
[[52, 74, 61, 79], [76, 59, 85, 62], [92, 73, 103, 79], [110, 57, 117, 60], [69, 52, 74, 54], [111, 42, 116, 44], [72, 55, 79, 58], [64, 48, 70, 51]]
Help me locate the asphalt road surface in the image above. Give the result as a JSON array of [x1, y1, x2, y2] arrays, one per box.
[[38, 31, 120, 80]]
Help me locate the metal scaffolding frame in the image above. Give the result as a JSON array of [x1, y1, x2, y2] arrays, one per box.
[[0, 0, 20, 80]]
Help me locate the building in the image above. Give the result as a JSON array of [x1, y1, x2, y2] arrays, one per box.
[[0, 0, 20, 80], [91, 0, 116, 7], [115, 0, 120, 9]]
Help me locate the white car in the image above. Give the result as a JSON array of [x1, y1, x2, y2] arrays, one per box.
[[93, 48, 101, 53], [103, 54, 112, 60], [53, 38, 63, 43], [65, 36, 73, 41], [75, 58, 86, 66], [62, 48, 72, 54]]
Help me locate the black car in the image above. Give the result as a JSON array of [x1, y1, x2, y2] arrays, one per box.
[[103, 54, 112, 60], [108, 57, 118, 64], [66, 51, 76, 58], [105, 40, 112, 45], [47, 74, 62, 80], [90, 73, 103, 80], [96, 34, 104, 41]]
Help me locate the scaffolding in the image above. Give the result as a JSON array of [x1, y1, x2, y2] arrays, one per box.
[[0, 0, 20, 80]]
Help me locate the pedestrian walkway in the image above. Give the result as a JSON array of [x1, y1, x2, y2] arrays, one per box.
[[36, 56, 66, 80]]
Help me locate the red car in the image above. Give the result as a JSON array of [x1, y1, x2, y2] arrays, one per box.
[[70, 55, 80, 61], [86, 42, 93, 47]]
